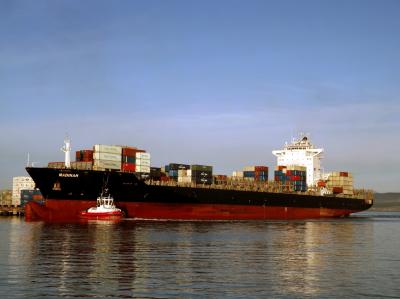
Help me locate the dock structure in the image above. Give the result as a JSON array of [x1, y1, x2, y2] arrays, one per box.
[[0, 205, 25, 216]]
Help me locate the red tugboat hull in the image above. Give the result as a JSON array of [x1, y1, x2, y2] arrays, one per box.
[[80, 211, 124, 219]]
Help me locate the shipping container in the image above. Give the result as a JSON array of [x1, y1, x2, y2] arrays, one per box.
[[75, 150, 94, 162], [191, 165, 213, 172], [243, 171, 255, 178], [93, 159, 121, 170], [121, 163, 136, 172], [317, 181, 326, 187], [20, 189, 44, 206], [136, 165, 150, 173], [232, 171, 244, 177], [122, 156, 136, 164], [48, 162, 66, 169], [168, 163, 190, 171], [178, 169, 189, 177], [178, 177, 192, 183], [169, 170, 178, 177], [192, 176, 212, 184], [150, 167, 162, 180], [93, 152, 122, 162], [136, 152, 151, 159], [332, 187, 344, 194], [136, 159, 150, 166], [70, 161, 93, 170], [191, 170, 212, 185], [94, 144, 122, 155], [121, 146, 137, 156]]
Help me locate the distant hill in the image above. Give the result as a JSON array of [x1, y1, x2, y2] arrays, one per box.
[[371, 193, 400, 211]]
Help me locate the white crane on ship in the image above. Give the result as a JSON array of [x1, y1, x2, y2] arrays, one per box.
[[61, 135, 71, 168]]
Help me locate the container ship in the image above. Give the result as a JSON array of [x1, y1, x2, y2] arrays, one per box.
[[25, 136, 373, 221]]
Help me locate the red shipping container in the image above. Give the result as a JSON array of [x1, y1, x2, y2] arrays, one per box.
[[317, 181, 326, 187], [286, 170, 292, 175], [121, 163, 136, 172], [255, 166, 268, 171], [291, 175, 301, 181], [278, 166, 286, 171], [332, 187, 343, 194], [339, 172, 348, 177], [122, 147, 137, 156]]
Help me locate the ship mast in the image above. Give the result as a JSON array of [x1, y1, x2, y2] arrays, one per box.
[[61, 135, 71, 168]]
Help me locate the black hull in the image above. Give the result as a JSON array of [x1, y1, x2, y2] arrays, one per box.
[[25, 167, 373, 212]]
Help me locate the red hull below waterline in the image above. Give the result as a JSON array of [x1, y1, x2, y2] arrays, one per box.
[[25, 199, 361, 222]]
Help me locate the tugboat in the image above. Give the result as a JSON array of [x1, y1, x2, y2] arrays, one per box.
[[80, 194, 124, 220]]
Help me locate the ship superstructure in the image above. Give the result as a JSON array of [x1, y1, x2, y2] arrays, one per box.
[[272, 135, 323, 186]]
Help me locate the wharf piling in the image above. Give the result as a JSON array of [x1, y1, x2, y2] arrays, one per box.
[[0, 205, 25, 216]]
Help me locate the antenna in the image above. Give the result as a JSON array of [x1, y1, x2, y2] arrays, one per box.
[[27, 153, 30, 167], [61, 134, 71, 168]]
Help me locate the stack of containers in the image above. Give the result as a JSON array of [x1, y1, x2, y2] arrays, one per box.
[[191, 165, 213, 184], [75, 150, 94, 162], [73, 149, 94, 170], [48, 162, 66, 169], [242, 166, 269, 181], [274, 165, 307, 192], [93, 144, 122, 171], [20, 189, 44, 207], [121, 147, 139, 172], [326, 172, 353, 195], [136, 152, 151, 173], [167, 164, 190, 181], [71, 161, 93, 170], [214, 175, 228, 184]]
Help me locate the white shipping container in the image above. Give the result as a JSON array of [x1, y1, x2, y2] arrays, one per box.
[[94, 144, 122, 155], [178, 169, 189, 177], [232, 171, 244, 177], [71, 162, 93, 170], [93, 152, 122, 162], [93, 159, 121, 170], [136, 152, 151, 159], [136, 165, 150, 173], [178, 177, 192, 183], [243, 166, 256, 171], [136, 159, 150, 166]]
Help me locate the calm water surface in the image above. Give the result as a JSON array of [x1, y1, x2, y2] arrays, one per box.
[[0, 212, 399, 299]]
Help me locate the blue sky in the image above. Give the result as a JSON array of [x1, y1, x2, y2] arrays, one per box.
[[1, 0, 399, 191]]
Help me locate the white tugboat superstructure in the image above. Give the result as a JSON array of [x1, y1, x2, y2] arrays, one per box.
[[80, 195, 124, 219], [272, 134, 323, 186]]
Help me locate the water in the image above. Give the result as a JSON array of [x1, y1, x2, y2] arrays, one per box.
[[0, 212, 399, 299]]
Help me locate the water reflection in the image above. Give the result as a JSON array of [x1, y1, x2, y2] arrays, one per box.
[[1, 216, 398, 299]]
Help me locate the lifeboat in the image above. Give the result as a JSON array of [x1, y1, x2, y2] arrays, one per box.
[[80, 195, 124, 220]]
